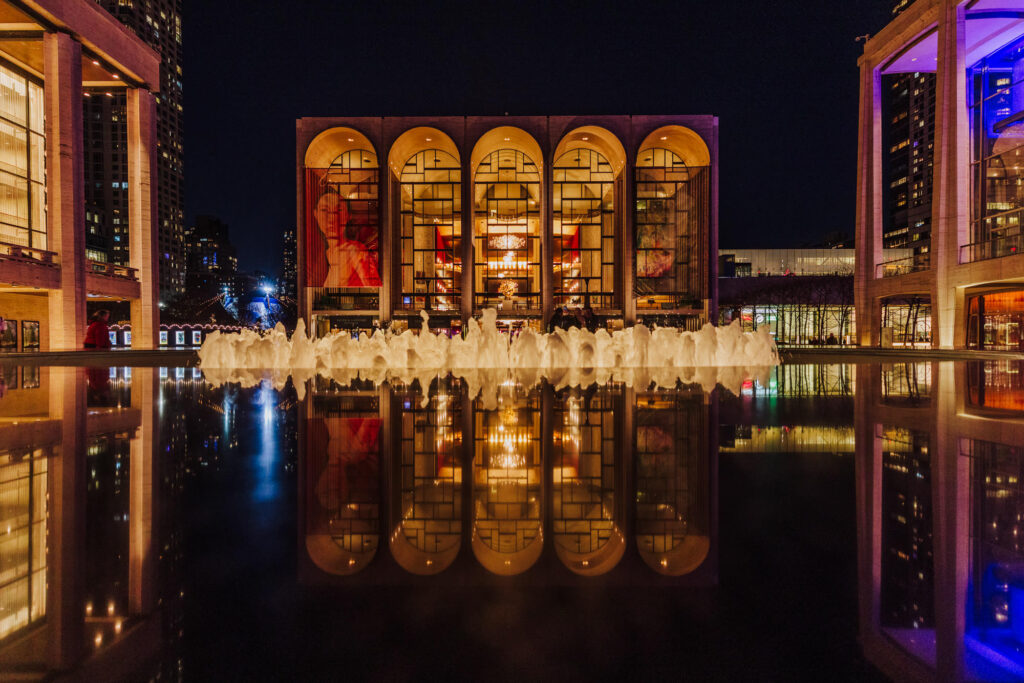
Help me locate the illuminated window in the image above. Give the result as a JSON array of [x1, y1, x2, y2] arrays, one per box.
[[553, 148, 615, 309], [0, 62, 44, 249], [634, 148, 710, 314], [473, 149, 541, 312], [399, 150, 461, 312]]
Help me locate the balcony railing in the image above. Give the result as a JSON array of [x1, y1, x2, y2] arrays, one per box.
[[960, 232, 1024, 264], [876, 252, 930, 278], [0, 241, 58, 267], [87, 260, 138, 281]]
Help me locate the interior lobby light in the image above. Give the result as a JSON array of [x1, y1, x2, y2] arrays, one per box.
[[489, 234, 526, 250]]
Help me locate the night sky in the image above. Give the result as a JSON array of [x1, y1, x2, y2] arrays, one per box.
[[184, 1, 893, 276]]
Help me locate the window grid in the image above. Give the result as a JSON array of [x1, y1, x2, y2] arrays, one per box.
[[553, 148, 615, 309], [399, 150, 462, 313], [0, 60, 44, 250], [473, 149, 541, 312], [634, 148, 709, 312], [0, 448, 47, 643]]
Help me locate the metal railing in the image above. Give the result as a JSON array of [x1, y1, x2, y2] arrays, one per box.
[[876, 252, 930, 278], [960, 232, 1024, 264], [0, 241, 58, 267], [87, 260, 138, 280]]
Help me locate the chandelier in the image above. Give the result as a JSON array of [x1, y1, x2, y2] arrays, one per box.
[[489, 234, 526, 251]]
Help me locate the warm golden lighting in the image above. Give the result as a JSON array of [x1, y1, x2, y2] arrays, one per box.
[[94, 632, 103, 648], [107, 601, 115, 616], [114, 619, 123, 635]]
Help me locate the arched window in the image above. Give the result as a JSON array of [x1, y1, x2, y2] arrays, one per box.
[[553, 148, 615, 309], [473, 149, 541, 312], [635, 146, 710, 317], [306, 148, 380, 312], [398, 150, 461, 313]]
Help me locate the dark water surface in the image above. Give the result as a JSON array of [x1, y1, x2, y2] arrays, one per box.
[[1, 362, 1022, 681]]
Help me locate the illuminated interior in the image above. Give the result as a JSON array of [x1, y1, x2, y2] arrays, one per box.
[[392, 128, 462, 314], [634, 125, 710, 316], [472, 128, 543, 315], [967, 289, 1024, 351]]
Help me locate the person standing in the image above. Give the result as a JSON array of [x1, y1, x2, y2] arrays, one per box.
[[83, 310, 112, 350]]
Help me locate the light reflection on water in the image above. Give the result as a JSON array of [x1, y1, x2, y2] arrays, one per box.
[[0, 361, 1022, 680]]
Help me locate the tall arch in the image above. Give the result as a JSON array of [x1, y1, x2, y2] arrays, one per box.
[[470, 128, 543, 317], [388, 128, 462, 315], [634, 126, 712, 323], [304, 127, 381, 319]]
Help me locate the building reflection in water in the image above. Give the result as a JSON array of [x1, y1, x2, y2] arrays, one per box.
[[857, 360, 1024, 682], [0, 366, 167, 680], [299, 370, 718, 582]]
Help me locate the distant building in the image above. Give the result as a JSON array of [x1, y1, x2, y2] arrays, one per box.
[[718, 248, 912, 345], [280, 228, 297, 302], [185, 215, 238, 297], [90, 0, 184, 305]]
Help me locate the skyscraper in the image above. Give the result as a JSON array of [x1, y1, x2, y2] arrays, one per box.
[[881, 0, 935, 256], [88, 0, 184, 304], [280, 228, 297, 303], [184, 215, 237, 297]]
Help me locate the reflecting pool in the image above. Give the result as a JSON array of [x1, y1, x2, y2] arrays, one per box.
[[1, 361, 1023, 680]]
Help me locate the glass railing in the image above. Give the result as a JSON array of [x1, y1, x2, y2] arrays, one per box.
[[960, 232, 1024, 263], [876, 252, 930, 277]]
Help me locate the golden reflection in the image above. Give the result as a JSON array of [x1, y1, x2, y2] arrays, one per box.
[[635, 391, 710, 576], [471, 383, 543, 575], [306, 394, 381, 575], [390, 381, 462, 575], [552, 388, 624, 576]]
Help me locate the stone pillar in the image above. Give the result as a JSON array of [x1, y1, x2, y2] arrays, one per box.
[[127, 88, 160, 349], [47, 367, 86, 669], [541, 151, 553, 324], [708, 119, 720, 326], [129, 368, 158, 615], [461, 152, 474, 325], [623, 159, 637, 326], [43, 32, 86, 351], [931, 1, 969, 349], [855, 59, 883, 347]]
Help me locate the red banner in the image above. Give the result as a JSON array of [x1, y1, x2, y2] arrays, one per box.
[[305, 167, 382, 288]]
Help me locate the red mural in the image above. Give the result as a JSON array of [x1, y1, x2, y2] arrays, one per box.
[[305, 167, 382, 288]]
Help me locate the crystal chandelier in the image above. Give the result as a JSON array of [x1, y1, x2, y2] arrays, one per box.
[[488, 234, 526, 251]]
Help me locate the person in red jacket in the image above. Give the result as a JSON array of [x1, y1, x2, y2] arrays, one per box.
[[83, 310, 112, 350]]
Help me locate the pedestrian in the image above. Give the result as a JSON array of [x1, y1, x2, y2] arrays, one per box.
[[548, 307, 564, 333], [83, 310, 112, 350]]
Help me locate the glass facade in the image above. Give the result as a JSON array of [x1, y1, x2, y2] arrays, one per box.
[[882, 297, 932, 348], [967, 289, 1024, 352], [0, 61, 44, 250], [398, 150, 461, 313], [553, 148, 615, 309], [968, 39, 1024, 262], [0, 447, 47, 643], [725, 304, 855, 346], [634, 148, 709, 314], [473, 149, 541, 313]]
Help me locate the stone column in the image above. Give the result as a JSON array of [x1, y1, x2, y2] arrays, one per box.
[[931, 0, 969, 349], [129, 368, 159, 615], [623, 158, 637, 326], [855, 58, 883, 347], [127, 88, 160, 349], [47, 367, 86, 669], [541, 150, 553, 323], [43, 32, 86, 351]]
